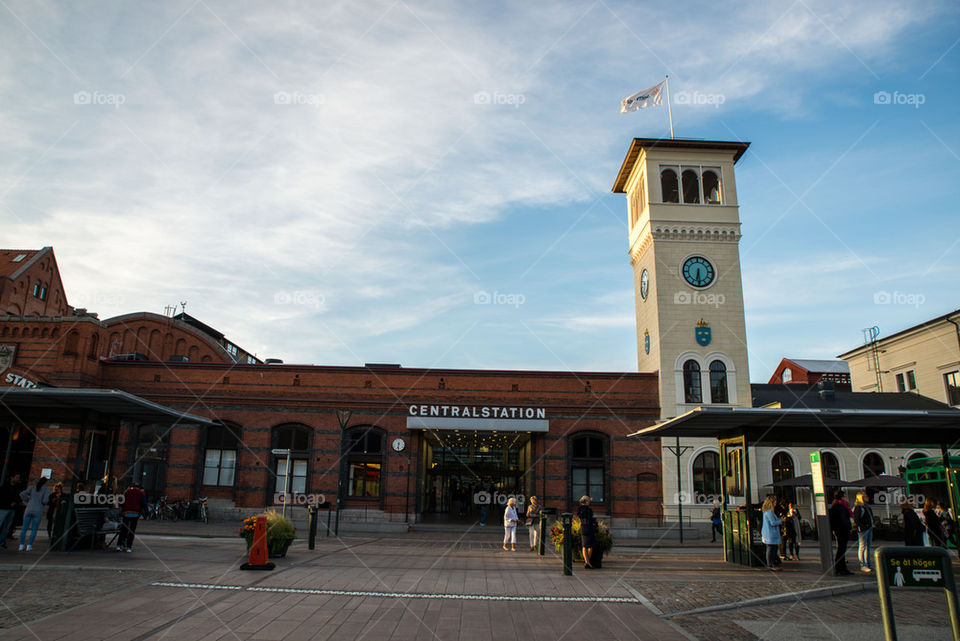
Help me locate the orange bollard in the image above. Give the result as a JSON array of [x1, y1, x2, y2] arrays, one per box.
[[241, 515, 275, 571]]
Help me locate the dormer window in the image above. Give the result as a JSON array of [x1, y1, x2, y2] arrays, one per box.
[[12, 254, 26, 262], [660, 165, 722, 204]]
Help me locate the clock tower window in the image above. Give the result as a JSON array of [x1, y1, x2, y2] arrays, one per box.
[[709, 360, 729, 403], [660, 167, 680, 203], [681, 169, 701, 204], [683, 360, 702, 403]]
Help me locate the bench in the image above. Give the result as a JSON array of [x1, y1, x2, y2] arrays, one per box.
[[71, 507, 120, 550]]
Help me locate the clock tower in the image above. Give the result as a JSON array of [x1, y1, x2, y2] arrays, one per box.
[[613, 138, 753, 525], [613, 138, 752, 420]]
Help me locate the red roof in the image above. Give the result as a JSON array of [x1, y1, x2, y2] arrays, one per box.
[[0, 249, 44, 278]]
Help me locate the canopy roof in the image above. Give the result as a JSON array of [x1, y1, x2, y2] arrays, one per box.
[[0, 387, 216, 426], [629, 406, 960, 447]]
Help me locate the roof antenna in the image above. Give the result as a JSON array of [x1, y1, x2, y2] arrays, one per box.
[[179, 301, 187, 315]]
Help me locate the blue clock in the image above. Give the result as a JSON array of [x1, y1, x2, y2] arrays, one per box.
[[681, 256, 715, 288]]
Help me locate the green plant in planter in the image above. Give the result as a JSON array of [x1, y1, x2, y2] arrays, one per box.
[[550, 517, 613, 561], [238, 510, 296, 557]]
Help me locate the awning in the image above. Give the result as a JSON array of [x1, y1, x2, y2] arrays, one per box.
[[628, 406, 960, 447], [0, 387, 217, 426]]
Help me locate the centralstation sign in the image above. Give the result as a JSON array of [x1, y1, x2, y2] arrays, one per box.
[[406, 404, 549, 432]]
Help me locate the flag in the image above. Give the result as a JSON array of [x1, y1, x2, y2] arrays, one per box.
[[620, 81, 665, 113]]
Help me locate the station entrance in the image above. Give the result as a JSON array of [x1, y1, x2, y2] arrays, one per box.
[[420, 430, 534, 522]]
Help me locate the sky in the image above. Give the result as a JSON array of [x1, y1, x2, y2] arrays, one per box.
[[1, 1, 958, 382]]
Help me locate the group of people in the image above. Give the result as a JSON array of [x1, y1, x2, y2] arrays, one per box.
[[899, 496, 955, 548], [0, 475, 62, 552], [501, 495, 544, 553], [0, 474, 148, 553], [759, 495, 803, 571]]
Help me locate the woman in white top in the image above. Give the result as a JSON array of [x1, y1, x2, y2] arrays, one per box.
[[503, 497, 518, 551]]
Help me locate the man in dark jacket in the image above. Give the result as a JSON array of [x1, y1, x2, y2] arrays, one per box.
[[901, 500, 924, 546], [0, 475, 23, 549], [829, 490, 853, 576]]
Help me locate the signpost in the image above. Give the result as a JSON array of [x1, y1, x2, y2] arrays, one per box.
[[810, 451, 833, 574], [876, 546, 960, 640], [272, 448, 291, 520]]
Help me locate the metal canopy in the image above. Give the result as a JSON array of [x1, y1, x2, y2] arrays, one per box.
[[0, 387, 216, 426], [628, 406, 960, 447]]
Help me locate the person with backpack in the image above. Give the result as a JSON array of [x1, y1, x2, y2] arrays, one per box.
[[710, 500, 722, 543], [938, 501, 956, 547], [18, 477, 50, 552], [117, 482, 147, 553], [901, 498, 924, 546], [853, 492, 874, 573]]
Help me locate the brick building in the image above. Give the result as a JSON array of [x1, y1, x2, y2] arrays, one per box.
[[1, 249, 662, 528]]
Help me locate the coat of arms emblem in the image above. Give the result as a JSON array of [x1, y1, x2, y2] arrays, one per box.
[[643, 330, 650, 355], [695, 320, 712, 347], [0, 345, 14, 375]]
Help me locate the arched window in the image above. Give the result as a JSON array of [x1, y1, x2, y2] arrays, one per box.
[[660, 168, 679, 203], [772, 451, 796, 504], [709, 360, 728, 403], [681, 169, 700, 204], [683, 360, 702, 403], [62, 330, 79, 355], [781, 367, 792, 383], [702, 170, 721, 204], [822, 451, 841, 481], [345, 426, 384, 498], [692, 451, 721, 499], [862, 452, 885, 479], [570, 433, 607, 504], [87, 333, 100, 360], [203, 423, 240, 487], [272, 424, 311, 495]]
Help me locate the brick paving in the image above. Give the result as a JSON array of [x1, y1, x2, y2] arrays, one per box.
[[0, 533, 953, 640]]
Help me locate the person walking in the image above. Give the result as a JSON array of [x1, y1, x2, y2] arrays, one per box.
[[710, 500, 722, 543], [46, 482, 62, 539], [117, 482, 147, 552], [761, 495, 782, 571], [576, 496, 597, 569], [853, 492, 874, 573], [901, 499, 924, 546], [526, 496, 542, 551], [784, 503, 801, 561], [923, 498, 944, 547], [0, 475, 22, 550], [828, 490, 853, 576], [502, 496, 519, 551], [18, 477, 50, 552]]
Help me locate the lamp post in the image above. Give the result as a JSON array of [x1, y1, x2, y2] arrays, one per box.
[[334, 409, 352, 537], [664, 436, 692, 543]]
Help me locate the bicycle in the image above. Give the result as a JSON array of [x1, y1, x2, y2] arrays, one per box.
[[198, 496, 209, 524]]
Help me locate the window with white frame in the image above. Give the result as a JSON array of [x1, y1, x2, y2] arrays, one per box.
[[660, 165, 722, 205], [896, 370, 917, 392], [202, 424, 239, 486]]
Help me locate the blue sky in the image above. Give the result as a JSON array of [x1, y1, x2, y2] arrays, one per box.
[[2, 1, 958, 381]]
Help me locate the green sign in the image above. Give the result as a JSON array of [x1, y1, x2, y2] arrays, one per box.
[[885, 553, 945, 588]]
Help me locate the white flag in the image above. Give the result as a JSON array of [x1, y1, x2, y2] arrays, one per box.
[[620, 81, 665, 113]]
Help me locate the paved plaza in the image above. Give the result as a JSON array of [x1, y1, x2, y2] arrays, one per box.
[[0, 525, 955, 640]]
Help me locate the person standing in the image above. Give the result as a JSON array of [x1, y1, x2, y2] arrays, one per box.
[[761, 496, 782, 571], [576, 496, 597, 569], [784, 503, 801, 561], [710, 500, 722, 543], [0, 476, 22, 550], [828, 490, 853, 576], [18, 477, 50, 552], [923, 498, 944, 547], [46, 482, 62, 539], [502, 496, 518, 551], [526, 496, 542, 551], [938, 501, 956, 547], [901, 499, 925, 546], [117, 482, 147, 552], [853, 492, 874, 573]]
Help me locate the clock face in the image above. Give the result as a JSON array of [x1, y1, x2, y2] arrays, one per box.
[[392, 438, 406, 452], [640, 269, 649, 300], [681, 256, 715, 288]]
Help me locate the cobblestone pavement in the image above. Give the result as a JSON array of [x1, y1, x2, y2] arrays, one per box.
[[0, 568, 164, 630], [0, 535, 953, 640]]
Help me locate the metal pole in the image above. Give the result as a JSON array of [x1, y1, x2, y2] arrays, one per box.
[[308, 505, 318, 550], [282, 450, 290, 521], [561, 513, 572, 576], [664, 75, 675, 139], [676, 436, 684, 543]]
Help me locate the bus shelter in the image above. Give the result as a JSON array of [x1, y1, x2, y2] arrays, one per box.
[[629, 406, 960, 567]]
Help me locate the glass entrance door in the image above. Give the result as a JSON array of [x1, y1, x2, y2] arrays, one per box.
[[420, 430, 533, 522]]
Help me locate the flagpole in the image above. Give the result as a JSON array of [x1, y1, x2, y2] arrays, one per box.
[[664, 75, 675, 139]]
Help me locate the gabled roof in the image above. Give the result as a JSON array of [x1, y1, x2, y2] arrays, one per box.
[[0, 248, 47, 278], [751, 383, 951, 411], [783, 358, 850, 374]]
